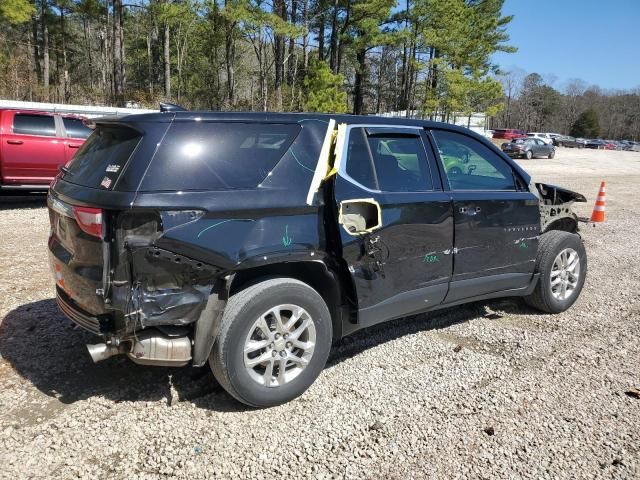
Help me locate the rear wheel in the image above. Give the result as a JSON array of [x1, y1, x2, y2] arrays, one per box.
[[210, 278, 332, 407], [525, 231, 587, 313]]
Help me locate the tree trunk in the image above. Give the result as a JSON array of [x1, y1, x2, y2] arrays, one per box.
[[225, 23, 235, 105], [335, 0, 350, 74], [60, 5, 70, 102], [317, 3, 325, 61], [329, 0, 338, 72], [41, 2, 50, 101], [353, 48, 366, 115], [112, 0, 125, 106], [147, 30, 153, 96], [164, 22, 171, 100], [288, 0, 297, 85], [302, 0, 309, 74], [273, 0, 286, 110], [31, 16, 41, 87]]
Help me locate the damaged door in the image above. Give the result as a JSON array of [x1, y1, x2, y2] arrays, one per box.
[[429, 129, 540, 302], [333, 125, 454, 327]]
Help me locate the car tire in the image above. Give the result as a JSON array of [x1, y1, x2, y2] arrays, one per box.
[[525, 150, 533, 159], [548, 150, 555, 159], [525, 231, 587, 314], [209, 277, 332, 407], [578, 144, 584, 149]]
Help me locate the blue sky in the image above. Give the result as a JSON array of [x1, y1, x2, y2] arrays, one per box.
[[492, 0, 640, 91]]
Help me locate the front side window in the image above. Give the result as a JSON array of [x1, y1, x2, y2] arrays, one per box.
[[345, 127, 433, 192], [13, 113, 56, 137], [432, 130, 516, 191]]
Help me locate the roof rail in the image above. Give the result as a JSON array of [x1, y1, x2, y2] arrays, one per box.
[[159, 102, 187, 113]]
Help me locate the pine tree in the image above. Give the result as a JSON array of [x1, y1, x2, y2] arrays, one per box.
[[571, 109, 600, 138], [303, 59, 347, 112], [0, 0, 34, 24]]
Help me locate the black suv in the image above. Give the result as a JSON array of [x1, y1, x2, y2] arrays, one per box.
[[48, 112, 588, 407]]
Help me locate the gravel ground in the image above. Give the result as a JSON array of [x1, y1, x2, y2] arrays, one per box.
[[0, 147, 639, 479]]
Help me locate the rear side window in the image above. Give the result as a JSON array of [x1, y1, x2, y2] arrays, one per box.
[[432, 130, 516, 191], [63, 117, 92, 139], [62, 126, 141, 189], [13, 113, 56, 137], [345, 127, 433, 192], [139, 122, 300, 191]]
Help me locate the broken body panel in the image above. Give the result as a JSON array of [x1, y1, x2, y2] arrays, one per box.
[[47, 112, 586, 368]]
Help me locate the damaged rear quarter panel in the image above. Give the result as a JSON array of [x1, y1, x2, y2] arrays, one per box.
[[110, 119, 330, 333]]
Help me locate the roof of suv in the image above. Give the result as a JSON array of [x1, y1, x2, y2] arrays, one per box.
[[108, 111, 471, 131], [90, 111, 532, 189]]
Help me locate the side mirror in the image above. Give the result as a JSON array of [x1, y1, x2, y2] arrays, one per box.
[[339, 199, 382, 235]]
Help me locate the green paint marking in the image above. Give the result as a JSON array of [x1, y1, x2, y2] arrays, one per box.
[[423, 254, 439, 263], [196, 219, 255, 239], [519, 241, 528, 249], [282, 224, 293, 247]]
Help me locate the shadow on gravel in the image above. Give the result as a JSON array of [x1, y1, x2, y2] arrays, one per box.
[[0, 298, 246, 412], [1, 296, 537, 410], [0, 193, 47, 210], [327, 297, 537, 367]]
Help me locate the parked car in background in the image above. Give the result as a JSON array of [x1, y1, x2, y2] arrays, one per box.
[[602, 141, 617, 150], [492, 128, 527, 140], [0, 109, 91, 190], [621, 141, 640, 151], [526, 132, 554, 145], [585, 139, 605, 149], [553, 136, 586, 148], [502, 138, 555, 159]]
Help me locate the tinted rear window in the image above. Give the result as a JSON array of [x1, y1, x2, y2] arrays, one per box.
[[139, 122, 301, 191], [13, 113, 56, 136], [63, 117, 92, 139], [62, 126, 141, 189]]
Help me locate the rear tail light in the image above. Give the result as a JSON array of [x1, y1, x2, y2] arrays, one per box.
[[73, 206, 103, 238]]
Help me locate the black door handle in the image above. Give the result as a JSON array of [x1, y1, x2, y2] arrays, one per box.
[[7, 139, 23, 145]]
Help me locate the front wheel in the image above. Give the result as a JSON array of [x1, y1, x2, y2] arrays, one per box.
[[548, 149, 555, 159], [209, 278, 333, 407], [525, 231, 587, 313], [525, 150, 533, 159]]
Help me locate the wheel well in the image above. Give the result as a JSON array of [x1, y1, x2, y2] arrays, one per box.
[[545, 217, 578, 234], [228, 261, 352, 339]]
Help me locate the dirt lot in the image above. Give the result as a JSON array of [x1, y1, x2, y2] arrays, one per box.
[[1, 147, 639, 479]]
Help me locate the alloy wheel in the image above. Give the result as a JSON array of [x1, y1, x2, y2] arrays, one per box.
[[550, 248, 581, 301], [243, 304, 316, 388]]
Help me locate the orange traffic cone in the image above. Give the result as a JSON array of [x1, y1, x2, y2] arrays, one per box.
[[590, 181, 606, 223]]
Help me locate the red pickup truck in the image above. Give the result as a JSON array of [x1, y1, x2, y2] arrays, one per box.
[[0, 109, 92, 190]]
